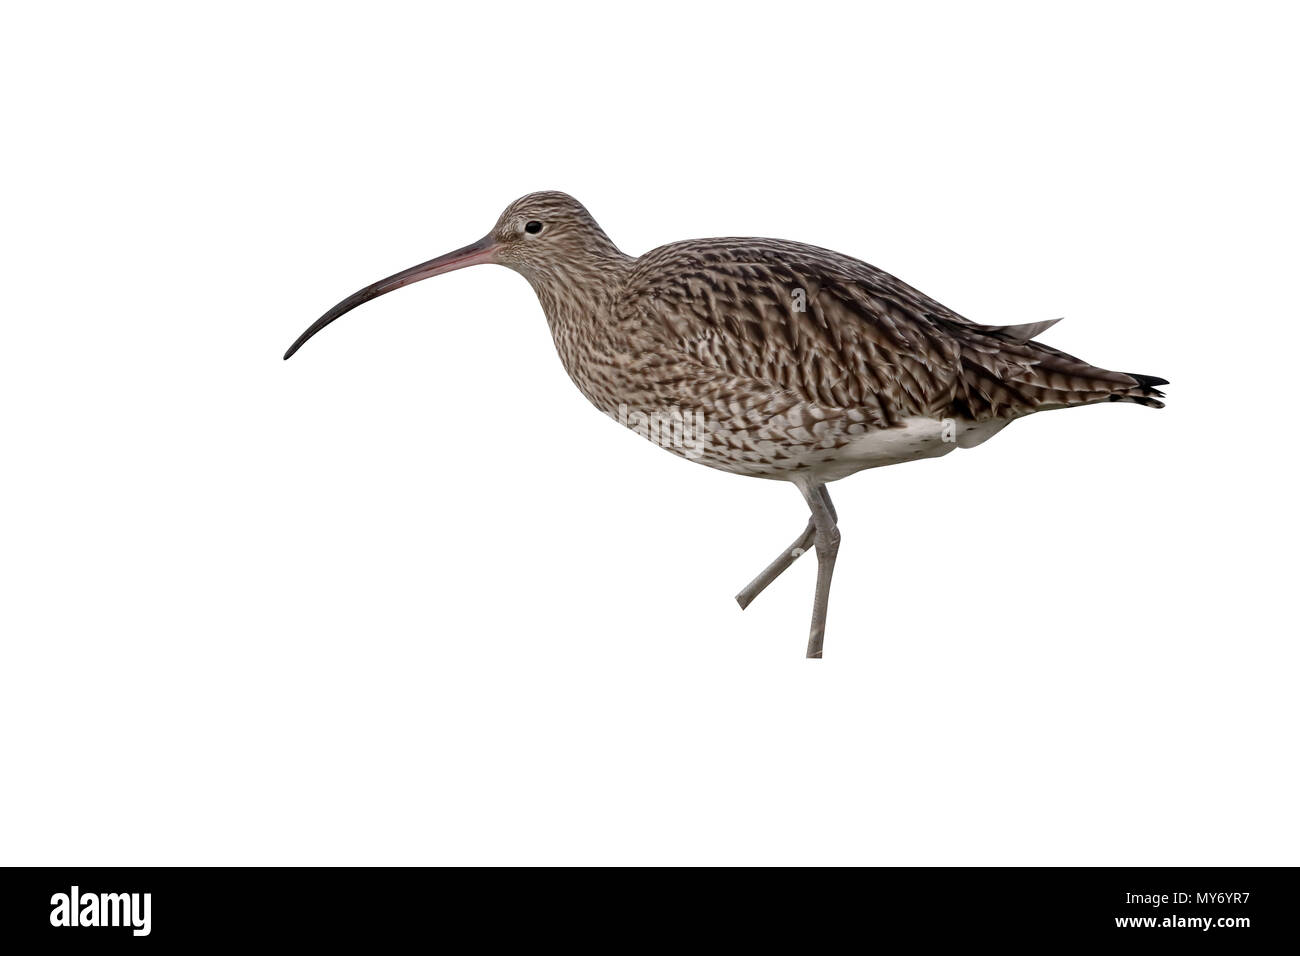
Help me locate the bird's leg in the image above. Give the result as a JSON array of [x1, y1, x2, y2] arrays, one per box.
[[734, 487, 838, 610], [735, 519, 815, 609], [800, 482, 840, 660]]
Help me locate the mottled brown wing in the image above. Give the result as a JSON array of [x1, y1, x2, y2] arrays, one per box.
[[618, 238, 964, 428], [618, 238, 1163, 424]]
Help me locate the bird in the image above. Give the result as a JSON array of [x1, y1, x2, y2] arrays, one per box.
[[285, 191, 1166, 658]]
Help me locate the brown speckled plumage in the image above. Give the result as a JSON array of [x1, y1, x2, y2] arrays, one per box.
[[484, 193, 1165, 482], [286, 191, 1167, 657]]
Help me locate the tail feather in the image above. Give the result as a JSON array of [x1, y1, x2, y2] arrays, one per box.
[[1007, 336, 1168, 409], [936, 315, 1168, 415], [1113, 371, 1167, 408], [1127, 372, 1170, 389]]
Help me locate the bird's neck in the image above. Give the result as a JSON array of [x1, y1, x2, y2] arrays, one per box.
[[519, 246, 632, 319], [516, 246, 637, 412]]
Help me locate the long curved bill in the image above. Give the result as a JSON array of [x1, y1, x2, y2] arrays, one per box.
[[283, 234, 497, 360]]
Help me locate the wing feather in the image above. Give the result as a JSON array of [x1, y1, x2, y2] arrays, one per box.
[[618, 238, 1162, 423]]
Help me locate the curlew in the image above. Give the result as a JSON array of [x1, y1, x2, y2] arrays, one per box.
[[285, 192, 1166, 658]]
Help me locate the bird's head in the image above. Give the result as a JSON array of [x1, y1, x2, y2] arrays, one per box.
[[283, 190, 623, 360], [489, 190, 622, 274]]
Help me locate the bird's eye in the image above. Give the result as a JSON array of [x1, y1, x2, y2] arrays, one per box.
[[524, 220, 544, 235]]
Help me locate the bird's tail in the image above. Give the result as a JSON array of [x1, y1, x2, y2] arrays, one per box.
[[941, 317, 1169, 414], [1000, 333, 1168, 410], [1114, 372, 1169, 409]]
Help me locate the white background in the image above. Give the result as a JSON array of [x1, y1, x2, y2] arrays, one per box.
[[3, 1, 1296, 865]]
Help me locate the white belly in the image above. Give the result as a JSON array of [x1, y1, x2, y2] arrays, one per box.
[[804, 415, 1013, 483]]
